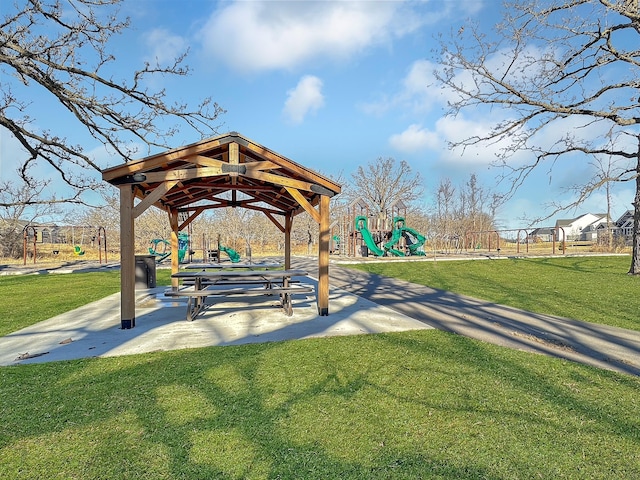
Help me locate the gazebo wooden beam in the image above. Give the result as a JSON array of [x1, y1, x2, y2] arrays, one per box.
[[285, 187, 320, 223], [285, 213, 292, 270], [133, 180, 178, 219], [264, 211, 285, 232]]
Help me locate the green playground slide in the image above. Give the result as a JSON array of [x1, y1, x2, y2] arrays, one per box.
[[384, 227, 402, 248], [355, 215, 426, 257], [386, 216, 426, 256], [355, 216, 385, 256], [149, 239, 170, 262], [383, 228, 405, 256], [149, 232, 189, 263], [360, 224, 386, 256], [219, 245, 241, 263], [403, 226, 426, 255]]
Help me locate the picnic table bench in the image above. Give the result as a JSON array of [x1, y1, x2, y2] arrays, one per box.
[[165, 269, 313, 321]]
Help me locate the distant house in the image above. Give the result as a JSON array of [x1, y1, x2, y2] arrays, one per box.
[[528, 227, 555, 242], [613, 210, 635, 240], [0, 220, 66, 243], [554, 213, 611, 241]]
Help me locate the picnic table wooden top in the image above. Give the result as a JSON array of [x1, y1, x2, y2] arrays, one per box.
[[171, 269, 307, 280], [183, 262, 282, 270]]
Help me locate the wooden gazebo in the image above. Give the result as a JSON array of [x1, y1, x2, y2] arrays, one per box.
[[102, 132, 341, 329]]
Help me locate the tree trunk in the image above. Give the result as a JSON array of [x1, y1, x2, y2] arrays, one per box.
[[629, 153, 640, 275], [606, 178, 613, 251]]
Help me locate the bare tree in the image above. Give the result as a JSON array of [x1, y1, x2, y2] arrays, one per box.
[[436, 0, 640, 274], [76, 193, 120, 235], [1, 0, 224, 205], [430, 174, 496, 251], [351, 157, 424, 229], [458, 173, 496, 234], [434, 177, 456, 248], [0, 177, 63, 257]]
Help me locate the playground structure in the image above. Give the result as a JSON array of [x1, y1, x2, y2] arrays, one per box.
[[219, 244, 241, 263], [200, 233, 241, 264], [333, 198, 427, 257], [354, 215, 426, 257], [329, 197, 583, 259], [148, 232, 190, 263], [148, 232, 241, 264], [22, 224, 108, 265]]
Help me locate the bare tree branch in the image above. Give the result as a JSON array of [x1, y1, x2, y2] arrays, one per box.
[[436, 0, 640, 273], [0, 0, 225, 203], [350, 157, 424, 218]]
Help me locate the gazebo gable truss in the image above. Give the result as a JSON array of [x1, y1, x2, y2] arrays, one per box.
[[102, 132, 340, 229]]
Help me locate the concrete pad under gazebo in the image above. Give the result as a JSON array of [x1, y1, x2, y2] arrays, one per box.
[[102, 132, 341, 329]]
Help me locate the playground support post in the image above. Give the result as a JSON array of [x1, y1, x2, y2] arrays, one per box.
[[23, 226, 37, 265], [516, 229, 529, 254], [551, 226, 566, 255], [487, 230, 499, 252], [97, 226, 107, 264]]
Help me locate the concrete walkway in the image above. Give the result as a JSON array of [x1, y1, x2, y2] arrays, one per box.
[[0, 275, 431, 366]]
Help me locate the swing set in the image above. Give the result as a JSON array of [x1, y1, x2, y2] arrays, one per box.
[[22, 225, 108, 265]]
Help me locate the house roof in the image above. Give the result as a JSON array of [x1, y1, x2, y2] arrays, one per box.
[[101, 132, 341, 218], [529, 227, 554, 235], [616, 209, 634, 226], [555, 213, 609, 227]]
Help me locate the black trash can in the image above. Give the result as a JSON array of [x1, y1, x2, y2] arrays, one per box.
[[360, 245, 369, 257], [135, 255, 157, 289]]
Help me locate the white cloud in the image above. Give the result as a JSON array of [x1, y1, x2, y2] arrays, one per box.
[[361, 59, 451, 115], [143, 28, 188, 65], [389, 113, 531, 166], [283, 75, 325, 124], [389, 124, 439, 152], [197, 1, 426, 73], [435, 114, 535, 166]]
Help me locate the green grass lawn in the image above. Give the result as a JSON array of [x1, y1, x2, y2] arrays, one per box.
[[348, 255, 640, 332], [1, 331, 639, 479], [1, 257, 639, 479]]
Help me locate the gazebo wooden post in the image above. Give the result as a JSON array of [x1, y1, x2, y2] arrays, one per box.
[[284, 213, 292, 270], [169, 209, 180, 289], [318, 194, 330, 316], [119, 185, 136, 329]]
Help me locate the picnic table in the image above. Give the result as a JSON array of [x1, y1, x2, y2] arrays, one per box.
[[165, 269, 313, 321]]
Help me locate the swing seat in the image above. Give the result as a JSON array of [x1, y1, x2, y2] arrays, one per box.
[[74, 245, 85, 256]]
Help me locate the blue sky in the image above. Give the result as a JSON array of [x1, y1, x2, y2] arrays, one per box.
[[1, 0, 635, 229]]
